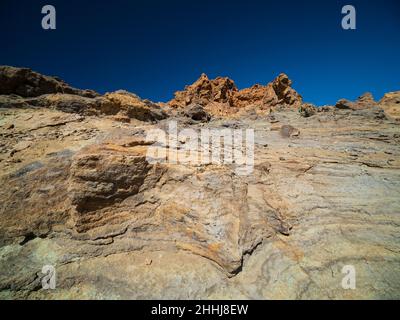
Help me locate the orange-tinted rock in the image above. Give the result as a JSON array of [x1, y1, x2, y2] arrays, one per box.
[[169, 73, 237, 109], [379, 91, 400, 120], [271, 73, 303, 106], [336, 92, 378, 110], [169, 73, 303, 115]]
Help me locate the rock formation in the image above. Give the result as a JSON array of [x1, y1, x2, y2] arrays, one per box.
[[0, 66, 399, 299], [335, 92, 378, 110], [379, 91, 400, 120], [0, 67, 168, 123], [169, 73, 303, 116]]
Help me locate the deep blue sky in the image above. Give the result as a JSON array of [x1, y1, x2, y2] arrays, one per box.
[[0, 0, 399, 105]]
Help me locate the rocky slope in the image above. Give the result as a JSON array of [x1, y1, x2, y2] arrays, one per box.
[[0, 66, 399, 299]]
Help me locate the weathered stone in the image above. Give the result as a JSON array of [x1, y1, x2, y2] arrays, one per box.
[[280, 125, 300, 137], [336, 92, 378, 110], [0, 69, 399, 300], [0, 66, 99, 98], [1, 91, 168, 122], [298, 103, 317, 117], [183, 104, 211, 122], [102, 90, 168, 122], [379, 91, 400, 120], [169, 73, 303, 116]]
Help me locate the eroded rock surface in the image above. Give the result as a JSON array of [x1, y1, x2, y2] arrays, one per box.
[[169, 73, 303, 116], [0, 68, 399, 299], [0, 66, 98, 98], [335, 92, 379, 110], [379, 91, 400, 120], [0, 66, 168, 123]]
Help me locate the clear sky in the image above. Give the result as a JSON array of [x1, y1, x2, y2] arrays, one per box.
[[1, 0, 399, 105]]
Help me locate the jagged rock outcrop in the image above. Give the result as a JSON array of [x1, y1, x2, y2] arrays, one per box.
[[379, 91, 400, 120], [169, 73, 237, 111], [169, 73, 303, 116], [270, 73, 303, 106], [0, 67, 400, 299]]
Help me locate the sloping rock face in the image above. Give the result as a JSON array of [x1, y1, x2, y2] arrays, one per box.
[[0, 68, 400, 299], [169, 73, 303, 116], [102, 90, 167, 121], [0, 128, 286, 276], [0, 66, 168, 122], [0, 66, 98, 98]]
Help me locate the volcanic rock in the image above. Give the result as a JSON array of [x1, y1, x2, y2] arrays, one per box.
[[335, 92, 378, 110], [169, 73, 303, 116], [183, 104, 211, 122], [0, 66, 98, 98], [0, 67, 168, 123], [0, 67, 399, 300], [280, 125, 300, 138], [379, 91, 400, 120], [102, 90, 168, 122], [298, 103, 317, 117], [169, 73, 237, 109]]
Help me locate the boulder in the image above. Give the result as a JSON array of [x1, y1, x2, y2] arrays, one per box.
[[183, 104, 211, 122], [299, 103, 317, 117], [336, 92, 378, 110]]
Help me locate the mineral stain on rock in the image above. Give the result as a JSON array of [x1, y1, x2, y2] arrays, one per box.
[[10, 161, 44, 178]]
